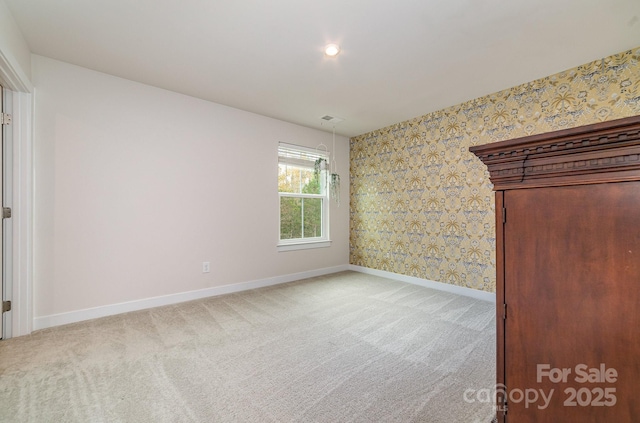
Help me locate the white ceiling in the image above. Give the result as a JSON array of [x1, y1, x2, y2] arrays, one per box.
[[5, 0, 640, 137]]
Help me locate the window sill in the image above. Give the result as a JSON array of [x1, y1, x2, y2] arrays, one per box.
[[277, 240, 332, 252]]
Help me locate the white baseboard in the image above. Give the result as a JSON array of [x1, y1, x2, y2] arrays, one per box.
[[33, 264, 493, 331], [33, 264, 350, 331], [349, 265, 496, 303]]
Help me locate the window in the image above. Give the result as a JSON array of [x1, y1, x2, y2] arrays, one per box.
[[278, 143, 331, 251]]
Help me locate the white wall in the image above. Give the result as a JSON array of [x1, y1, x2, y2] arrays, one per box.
[[32, 55, 350, 321]]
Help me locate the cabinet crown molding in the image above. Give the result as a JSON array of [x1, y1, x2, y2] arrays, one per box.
[[470, 115, 640, 190]]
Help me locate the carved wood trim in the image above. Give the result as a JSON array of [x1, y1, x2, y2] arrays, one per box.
[[469, 115, 640, 190]]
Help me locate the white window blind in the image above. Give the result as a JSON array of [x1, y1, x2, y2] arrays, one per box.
[[278, 142, 329, 168]]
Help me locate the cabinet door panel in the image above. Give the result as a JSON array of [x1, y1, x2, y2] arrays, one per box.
[[504, 182, 640, 422]]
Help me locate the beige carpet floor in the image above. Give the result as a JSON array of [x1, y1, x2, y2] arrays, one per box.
[[0, 271, 496, 422]]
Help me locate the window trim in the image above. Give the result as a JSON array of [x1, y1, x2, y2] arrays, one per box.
[[277, 240, 332, 252], [277, 142, 331, 251]]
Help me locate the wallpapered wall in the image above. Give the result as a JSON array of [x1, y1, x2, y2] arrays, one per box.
[[349, 47, 640, 293]]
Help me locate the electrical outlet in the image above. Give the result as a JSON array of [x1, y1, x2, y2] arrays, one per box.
[[202, 261, 210, 273]]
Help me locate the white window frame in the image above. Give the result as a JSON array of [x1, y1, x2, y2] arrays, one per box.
[[278, 142, 331, 252]]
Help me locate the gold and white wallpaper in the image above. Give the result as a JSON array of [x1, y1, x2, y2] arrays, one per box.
[[349, 47, 640, 293]]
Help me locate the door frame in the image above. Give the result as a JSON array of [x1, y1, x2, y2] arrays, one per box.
[[1, 83, 4, 339], [0, 46, 33, 338]]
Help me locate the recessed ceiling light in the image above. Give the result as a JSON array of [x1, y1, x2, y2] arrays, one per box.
[[324, 44, 341, 57]]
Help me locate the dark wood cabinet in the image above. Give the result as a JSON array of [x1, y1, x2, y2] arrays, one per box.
[[470, 116, 640, 422]]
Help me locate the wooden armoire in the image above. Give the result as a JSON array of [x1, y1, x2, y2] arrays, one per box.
[[470, 115, 640, 422]]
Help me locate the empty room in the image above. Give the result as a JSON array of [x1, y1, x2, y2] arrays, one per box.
[[1, 1, 639, 422]]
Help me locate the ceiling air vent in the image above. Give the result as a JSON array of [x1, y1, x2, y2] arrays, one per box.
[[320, 115, 344, 124]]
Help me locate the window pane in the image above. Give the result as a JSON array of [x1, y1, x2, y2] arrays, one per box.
[[303, 198, 322, 238], [278, 163, 321, 194], [280, 196, 302, 240], [278, 164, 297, 193], [280, 197, 323, 240]]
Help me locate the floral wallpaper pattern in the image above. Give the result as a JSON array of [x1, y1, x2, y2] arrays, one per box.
[[349, 48, 640, 293]]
